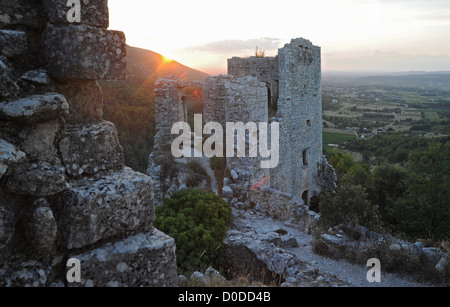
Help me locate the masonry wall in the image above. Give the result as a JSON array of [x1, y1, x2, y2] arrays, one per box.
[[228, 57, 279, 113], [203, 75, 270, 185], [0, 0, 177, 287], [272, 38, 323, 200]]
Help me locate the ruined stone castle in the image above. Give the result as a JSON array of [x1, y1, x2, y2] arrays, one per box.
[[149, 38, 336, 211], [0, 0, 336, 288], [0, 0, 177, 286]]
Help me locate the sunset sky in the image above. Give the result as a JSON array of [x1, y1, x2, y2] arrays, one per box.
[[108, 0, 450, 75]]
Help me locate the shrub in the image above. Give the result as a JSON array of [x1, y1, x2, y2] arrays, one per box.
[[318, 184, 381, 230], [255, 46, 266, 58], [154, 189, 232, 274]]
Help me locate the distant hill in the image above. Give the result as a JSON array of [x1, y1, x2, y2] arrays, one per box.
[[99, 45, 209, 173], [125, 45, 210, 83]]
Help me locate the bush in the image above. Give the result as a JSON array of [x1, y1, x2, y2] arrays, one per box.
[[318, 184, 381, 230], [154, 189, 232, 274]]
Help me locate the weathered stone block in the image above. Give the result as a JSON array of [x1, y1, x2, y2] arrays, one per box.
[[23, 199, 58, 252], [70, 229, 178, 287], [53, 167, 154, 249], [56, 80, 103, 123], [0, 57, 19, 99], [18, 120, 62, 163], [0, 260, 53, 287], [0, 93, 69, 123], [0, 204, 15, 250], [0, 0, 43, 29], [42, 25, 126, 80], [20, 70, 51, 85], [0, 30, 28, 58], [43, 0, 109, 28], [0, 138, 26, 179], [5, 162, 68, 197], [58, 121, 124, 177]]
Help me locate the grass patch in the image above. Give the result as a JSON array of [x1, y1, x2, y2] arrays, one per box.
[[323, 131, 356, 146]]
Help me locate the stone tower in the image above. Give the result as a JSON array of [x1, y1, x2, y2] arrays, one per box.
[[0, 0, 177, 287], [228, 38, 333, 204]]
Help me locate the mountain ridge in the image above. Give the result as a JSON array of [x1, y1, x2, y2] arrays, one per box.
[[125, 45, 210, 83]]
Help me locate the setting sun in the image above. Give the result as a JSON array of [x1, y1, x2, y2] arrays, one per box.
[[161, 55, 173, 64]]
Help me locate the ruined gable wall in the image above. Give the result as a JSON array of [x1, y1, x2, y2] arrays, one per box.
[[228, 57, 279, 110], [212, 75, 269, 185], [228, 57, 278, 85]]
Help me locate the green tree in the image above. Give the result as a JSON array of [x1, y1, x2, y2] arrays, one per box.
[[372, 163, 407, 225], [390, 143, 450, 240], [154, 189, 232, 274], [319, 184, 381, 230], [328, 150, 355, 180], [341, 163, 372, 188]]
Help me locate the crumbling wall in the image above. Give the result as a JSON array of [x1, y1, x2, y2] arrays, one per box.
[[228, 57, 279, 113], [148, 77, 212, 205], [0, 0, 177, 287], [203, 75, 270, 188], [227, 38, 332, 202]]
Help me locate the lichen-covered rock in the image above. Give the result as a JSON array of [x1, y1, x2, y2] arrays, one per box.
[[53, 167, 154, 249], [0, 0, 43, 29], [422, 247, 444, 267], [0, 93, 69, 123], [249, 187, 307, 221], [56, 80, 103, 123], [0, 57, 20, 99], [0, 205, 15, 249], [6, 162, 68, 196], [315, 158, 338, 192], [0, 261, 52, 287], [42, 24, 126, 80], [43, 0, 109, 28], [58, 121, 124, 177], [18, 120, 62, 163], [70, 229, 177, 287], [0, 30, 28, 58], [0, 138, 26, 179], [23, 198, 58, 252], [20, 70, 51, 85]]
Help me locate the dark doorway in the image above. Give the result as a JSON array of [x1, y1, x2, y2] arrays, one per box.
[[302, 190, 309, 206], [309, 195, 320, 213]]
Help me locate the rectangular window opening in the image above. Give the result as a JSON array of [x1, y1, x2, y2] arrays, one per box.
[[303, 149, 309, 166]]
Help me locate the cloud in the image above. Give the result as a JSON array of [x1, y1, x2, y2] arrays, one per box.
[[179, 38, 283, 55]]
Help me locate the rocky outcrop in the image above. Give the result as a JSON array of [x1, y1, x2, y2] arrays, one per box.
[[314, 224, 449, 277], [0, 0, 177, 287], [222, 208, 349, 287]]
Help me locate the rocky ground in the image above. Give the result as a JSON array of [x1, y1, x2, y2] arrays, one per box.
[[226, 207, 436, 287]]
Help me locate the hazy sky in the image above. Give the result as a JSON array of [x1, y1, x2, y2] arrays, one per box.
[[108, 0, 450, 74]]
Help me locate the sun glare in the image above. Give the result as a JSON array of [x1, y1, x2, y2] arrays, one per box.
[[162, 55, 173, 64]]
